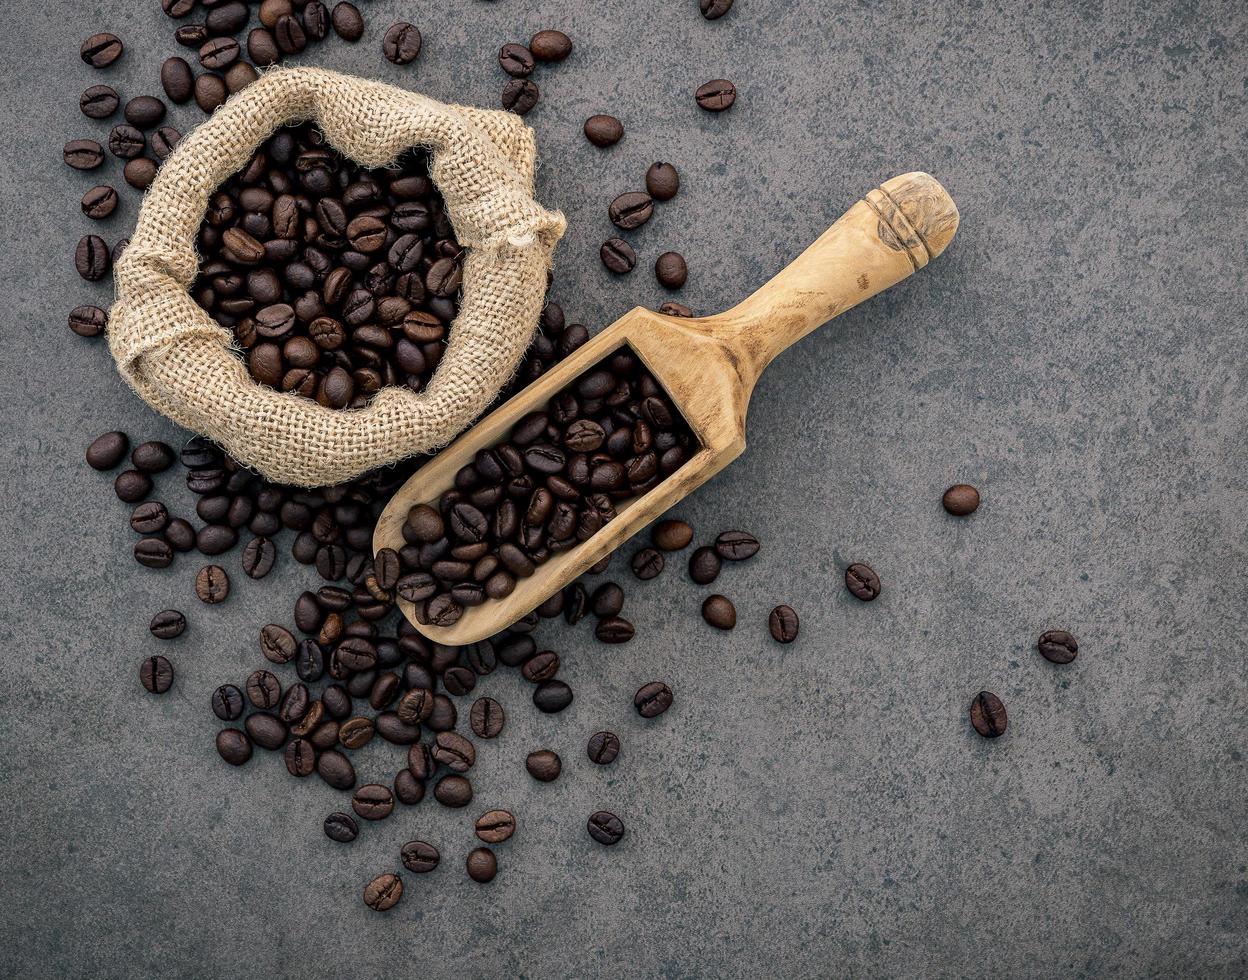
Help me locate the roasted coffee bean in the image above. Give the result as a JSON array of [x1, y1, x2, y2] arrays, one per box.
[[81, 185, 119, 220], [131, 441, 174, 473], [317, 749, 356, 790], [701, 0, 734, 18], [695, 78, 736, 111], [715, 530, 759, 560], [86, 431, 129, 469], [475, 810, 516, 844], [338, 716, 375, 750], [396, 687, 434, 726], [501, 78, 539, 114], [653, 519, 693, 550], [70, 305, 108, 337], [702, 594, 736, 630], [469, 696, 504, 738], [80, 84, 119, 119], [163, 0, 196, 18], [768, 605, 799, 643], [125, 96, 167, 128], [259, 623, 297, 664], [369, 672, 400, 710], [587, 731, 620, 765], [161, 57, 195, 104], [595, 617, 635, 644], [426, 694, 457, 732], [194, 73, 228, 112], [655, 251, 688, 289], [383, 22, 421, 63], [631, 547, 665, 580], [165, 519, 196, 552], [205, 1, 249, 34], [324, 811, 358, 843], [284, 737, 316, 777], [844, 562, 881, 601], [115, 469, 152, 502], [247, 27, 280, 65], [525, 749, 561, 782], [274, 14, 307, 55], [197, 524, 238, 555], [108, 124, 145, 159], [432, 731, 476, 772], [533, 680, 573, 714], [970, 691, 1008, 738], [64, 139, 105, 171], [76, 234, 111, 281], [590, 582, 625, 617], [529, 29, 572, 62], [600, 237, 636, 274], [352, 783, 395, 821], [195, 564, 230, 604], [130, 501, 168, 534], [242, 535, 277, 578], [331, 1, 364, 41], [216, 728, 252, 765], [140, 655, 174, 693], [82, 33, 124, 68], [521, 650, 559, 683], [303, 1, 330, 40], [134, 537, 173, 568], [176, 24, 209, 47], [394, 769, 425, 805], [364, 873, 403, 911], [401, 840, 439, 872], [466, 847, 497, 883], [659, 301, 694, 317], [1038, 630, 1079, 664], [376, 712, 420, 745], [246, 669, 281, 709], [224, 61, 258, 94], [634, 681, 673, 718], [942, 483, 981, 516], [211, 684, 245, 721], [587, 811, 624, 846], [259, 0, 294, 28], [150, 608, 187, 640], [584, 114, 624, 147], [688, 546, 721, 584], [499, 43, 535, 78], [434, 774, 473, 808], [608, 192, 653, 230], [123, 158, 159, 190], [646, 161, 680, 200]]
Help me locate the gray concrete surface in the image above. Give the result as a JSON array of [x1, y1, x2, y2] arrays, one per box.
[[1, 1, 1245, 977]]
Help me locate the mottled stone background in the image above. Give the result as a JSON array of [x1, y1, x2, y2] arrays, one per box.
[[1, 1, 1244, 977]]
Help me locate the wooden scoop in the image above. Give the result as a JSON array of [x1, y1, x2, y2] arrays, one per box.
[[374, 171, 959, 644]]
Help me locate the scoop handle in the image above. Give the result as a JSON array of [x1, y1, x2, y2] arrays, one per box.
[[710, 172, 959, 382]]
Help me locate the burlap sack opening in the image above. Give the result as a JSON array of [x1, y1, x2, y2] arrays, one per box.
[[108, 67, 566, 487]]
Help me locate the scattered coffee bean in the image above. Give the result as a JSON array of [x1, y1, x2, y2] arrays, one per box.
[[216, 728, 252, 765], [634, 681, 673, 718], [246, 669, 282, 709], [124, 157, 159, 190], [653, 519, 694, 550], [224, 62, 258, 94], [432, 731, 476, 772], [317, 749, 356, 790], [595, 617, 635, 644], [768, 605, 799, 643], [125, 96, 167, 128], [502, 78, 539, 114], [695, 78, 736, 111], [844, 562, 881, 601], [526, 749, 561, 782], [645, 161, 680, 201], [338, 715, 375, 749], [352, 783, 395, 821], [131, 501, 169, 534], [132, 441, 174, 473], [970, 691, 1008, 738], [475, 809, 516, 843], [631, 547, 665, 580], [331, 2, 364, 42], [70, 305, 108, 337], [86, 431, 129, 470], [151, 126, 182, 159], [587, 811, 624, 845], [715, 530, 759, 560], [584, 114, 624, 147], [942, 483, 981, 516], [108, 124, 145, 160], [587, 731, 620, 764], [64, 138, 106, 171], [194, 73, 228, 112], [82, 33, 124, 68], [609, 191, 653, 230], [383, 22, 421, 63], [161, 57, 195, 103], [80, 85, 120, 122], [401, 840, 440, 872], [470, 696, 505, 738], [150, 609, 187, 639], [242, 536, 277, 578], [115, 469, 153, 502], [434, 774, 473, 808], [533, 680, 573, 714], [195, 564, 230, 604], [284, 737, 316, 776], [259, 623, 297, 664], [211, 684, 245, 721], [466, 847, 497, 882], [655, 251, 688, 289], [140, 655, 174, 693], [600, 237, 636, 273], [1038, 630, 1078, 664], [702, 594, 736, 629], [688, 547, 721, 584], [135, 537, 174, 568], [324, 811, 358, 843], [529, 29, 572, 62], [659, 301, 694, 317], [701, 0, 734, 18], [75, 234, 111, 281], [363, 872, 403, 911], [499, 42, 535, 78]]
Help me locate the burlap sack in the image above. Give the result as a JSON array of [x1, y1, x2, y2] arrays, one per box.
[[108, 67, 565, 487]]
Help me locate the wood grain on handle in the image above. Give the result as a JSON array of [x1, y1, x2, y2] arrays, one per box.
[[707, 171, 959, 384]]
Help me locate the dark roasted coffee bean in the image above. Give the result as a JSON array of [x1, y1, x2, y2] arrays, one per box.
[[194, 73, 228, 112], [595, 617, 635, 644], [525, 749, 561, 782], [317, 749, 356, 790], [394, 768, 425, 805], [587, 731, 620, 765], [115, 469, 152, 502], [584, 114, 624, 147], [246, 669, 281, 709], [1038, 630, 1079, 664], [608, 191, 653, 230], [364, 873, 403, 911], [206, 1, 249, 34], [715, 530, 759, 560], [163, 0, 196, 17], [242, 535, 277, 578], [521, 650, 559, 683], [442, 665, 476, 696], [499, 43, 535, 77], [278, 682, 310, 725], [401, 840, 439, 872], [196, 524, 237, 555], [125, 96, 167, 128], [655, 251, 688, 289], [600, 237, 636, 273], [131, 441, 174, 473], [702, 594, 736, 630], [469, 697, 504, 738], [224, 61, 258, 93], [769, 605, 799, 643], [161, 57, 195, 104], [369, 672, 400, 710], [701, 0, 733, 17], [86, 431, 129, 469], [331, 1, 364, 41], [532, 680, 573, 714], [284, 737, 316, 777], [259, 0, 294, 28], [70, 305, 108, 337], [590, 582, 625, 617], [274, 13, 307, 54], [108, 124, 145, 159], [529, 29, 571, 61], [180, 437, 222, 469], [211, 684, 245, 721], [352, 783, 395, 821], [844, 562, 881, 601], [501, 78, 539, 114], [695, 78, 736, 111], [150, 608, 186, 639], [475, 810, 516, 843], [383, 22, 421, 63], [195, 564, 230, 603], [631, 547, 665, 580], [259, 623, 297, 664], [646, 161, 680, 201], [659, 301, 694, 317], [587, 811, 624, 845], [432, 731, 476, 772], [82, 33, 124, 68], [64, 139, 105, 171], [376, 712, 421, 745], [134, 537, 173, 568], [970, 691, 1008, 738], [324, 811, 358, 843], [652, 519, 693, 550], [139, 655, 174, 693], [426, 694, 457, 731], [248, 26, 281, 65], [216, 728, 252, 765], [943, 483, 981, 516], [338, 715, 374, 750], [175, 24, 209, 47], [466, 847, 497, 883], [123, 157, 159, 191], [634, 681, 672, 718], [130, 501, 168, 534], [165, 519, 195, 552], [80, 84, 119, 119], [688, 547, 721, 585], [199, 37, 241, 71], [434, 774, 473, 808], [75, 234, 111, 281], [81, 184, 119, 220]]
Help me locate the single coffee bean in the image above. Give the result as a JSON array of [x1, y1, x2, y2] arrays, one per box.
[[631, 547, 665, 580], [595, 616, 635, 644], [161, 57, 195, 103], [139, 655, 174, 693], [131, 441, 174, 473], [284, 737, 316, 776], [194, 73, 228, 112], [195, 564, 230, 604], [702, 594, 736, 630], [86, 431, 129, 469], [659, 301, 694, 317], [715, 530, 759, 560], [242, 535, 277, 578], [434, 774, 473, 808], [176, 24, 209, 47], [469, 696, 504, 738], [70, 305, 108, 337], [247, 26, 280, 65], [125, 96, 167, 128], [216, 728, 252, 765], [338, 715, 375, 750], [701, 0, 734, 18], [259, 0, 294, 27], [211, 684, 245, 721], [655, 251, 688, 289], [525, 749, 561, 782], [609, 191, 653, 230], [394, 768, 425, 805], [331, 1, 364, 41], [150, 609, 187, 639], [259, 623, 297, 664], [529, 29, 572, 62], [121, 157, 157, 191], [466, 847, 497, 883], [352, 783, 395, 821], [401, 840, 439, 872], [499, 42, 535, 78], [600, 237, 636, 274], [688, 547, 721, 584], [224, 61, 258, 94], [591, 582, 625, 617], [134, 537, 173, 569], [645, 161, 680, 201], [82, 33, 124, 68], [317, 749, 356, 790], [196, 524, 238, 555], [108, 124, 145, 159], [970, 691, 1008, 738], [303, 1, 329, 40], [165, 519, 196, 552], [584, 114, 624, 147], [324, 811, 358, 843], [246, 669, 282, 710], [1038, 630, 1079, 664], [501, 78, 539, 114], [115, 469, 152, 503], [75, 234, 111, 281], [433, 731, 476, 772], [130, 501, 168, 534], [768, 605, 799, 643], [383, 22, 421, 63], [653, 519, 693, 550], [942, 483, 981, 516], [533, 680, 573, 714], [80, 84, 119, 119], [844, 562, 881, 601], [376, 712, 420, 745], [475, 810, 516, 844], [695, 78, 736, 111], [205, 0, 249, 34], [274, 14, 307, 54], [587, 731, 620, 765], [587, 811, 624, 846], [363, 873, 403, 911], [64, 138, 106, 172], [634, 681, 673, 718]]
